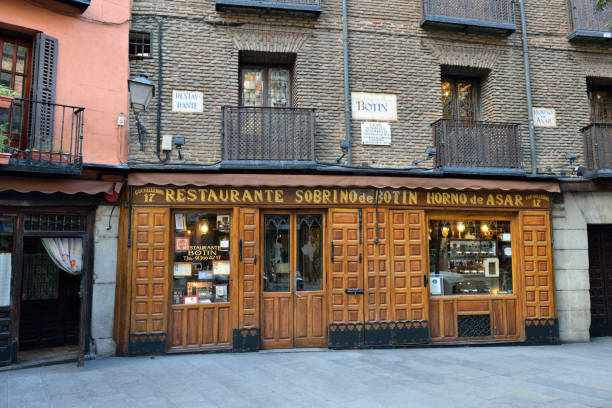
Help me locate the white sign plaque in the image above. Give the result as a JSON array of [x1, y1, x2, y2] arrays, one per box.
[[430, 274, 443, 296], [351, 92, 397, 121], [172, 90, 204, 113], [361, 122, 391, 146], [533, 108, 556, 128]]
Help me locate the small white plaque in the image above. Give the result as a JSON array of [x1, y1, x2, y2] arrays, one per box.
[[533, 108, 556, 128], [430, 274, 443, 296], [351, 92, 397, 121], [361, 122, 391, 146], [172, 90, 204, 113]]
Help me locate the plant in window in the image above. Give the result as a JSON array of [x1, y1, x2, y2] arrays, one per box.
[[0, 86, 16, 98]]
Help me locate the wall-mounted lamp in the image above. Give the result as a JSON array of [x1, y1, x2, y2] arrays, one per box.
[[200, 220, 209, 234], [413, 146, 437, 166], [128, 75, 155, 151]]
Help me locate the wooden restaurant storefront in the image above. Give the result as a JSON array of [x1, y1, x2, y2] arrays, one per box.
[[114, 173, 561, 354]]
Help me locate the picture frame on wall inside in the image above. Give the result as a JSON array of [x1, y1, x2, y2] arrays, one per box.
[[175, 213, 186, 231], [213, 260, 230, 275], [217, 215, 230, 232], [184, 295, 198, 305], [175, 237, 190, 252], [174, 262, 192, 277]]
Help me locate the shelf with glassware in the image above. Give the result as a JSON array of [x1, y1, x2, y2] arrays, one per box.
[[429, 220, 513, 296], [172, 213, 231, 305]]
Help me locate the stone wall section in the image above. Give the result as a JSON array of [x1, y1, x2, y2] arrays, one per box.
[[91, 205, 119, 357], [552, 192, 612, 342]]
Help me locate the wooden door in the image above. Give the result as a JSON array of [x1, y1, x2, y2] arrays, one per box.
[[390, 210, 428, 322], [260, 212, 327, 348], [294, 214, 326, 347], [329, 209, 363, 324], [129, 208, 169, 353], [261, 213, 293, 348], [588, 225, 612, 337], [364, 208, 390, 322]]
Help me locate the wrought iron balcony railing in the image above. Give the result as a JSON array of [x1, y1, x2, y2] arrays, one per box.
[[568, 0, 612, 41], [432, 119, 523, 172], [222, 106, 316, 164], [1, 98, 84, 174], [583, 123, 612, 171], [216, 0, 321, 13], [421, 0, 516, 33]]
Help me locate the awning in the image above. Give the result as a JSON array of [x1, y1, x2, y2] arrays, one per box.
[[128, 173, 560, 193], [0, 176, 123, 195]]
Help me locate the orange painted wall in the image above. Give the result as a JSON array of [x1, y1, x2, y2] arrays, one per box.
[[0, 0, 130, 165]]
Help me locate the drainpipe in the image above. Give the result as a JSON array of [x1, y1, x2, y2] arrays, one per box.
[[342, 0, 352, 165], [518, 0, 537, 174]]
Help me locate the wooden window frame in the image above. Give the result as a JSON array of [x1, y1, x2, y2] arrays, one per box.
[[128, 31, 152, 60], [0, 36, 33, 99], [239, 65, 293, 107], [587, 86, 612, 124], [441, 76, 481, 121]]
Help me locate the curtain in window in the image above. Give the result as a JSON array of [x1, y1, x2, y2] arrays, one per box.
[[41, 237, 82, 275]]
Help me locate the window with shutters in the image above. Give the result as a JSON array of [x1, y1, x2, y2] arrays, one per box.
[[1, 37, 32, 151]]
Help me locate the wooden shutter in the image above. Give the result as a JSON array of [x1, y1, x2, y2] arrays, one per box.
[[329, 209, 363, 324], [364, 208, 390, 322], [29, 33, 58, 150], [238, 208, 259, 329], [129, 208, 169, 353], [520, 211, 555, 319], [390, 210, 427, 322]]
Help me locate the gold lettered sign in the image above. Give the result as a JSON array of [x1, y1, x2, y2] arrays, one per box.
[[132, 186, 551, 209]]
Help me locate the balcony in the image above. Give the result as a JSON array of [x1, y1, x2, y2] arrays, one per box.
[[421, 0, 516, 34], [568, 0, 612, 41], [221, 106, 316, 168], [1, 99, 84, 175], [582, 123, 612, 176], [216, 0, 321, 14], [431, 119, 523, 175]]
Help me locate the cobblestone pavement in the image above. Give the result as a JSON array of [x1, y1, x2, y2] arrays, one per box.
[[2, 338, 612, 408]]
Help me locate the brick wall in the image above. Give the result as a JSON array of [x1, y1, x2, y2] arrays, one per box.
[[128, 0, 612, 173]]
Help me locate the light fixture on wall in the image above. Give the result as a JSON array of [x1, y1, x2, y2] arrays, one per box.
[[481, 223, 489, 233], [200, 220, 209, 234], [128, 75, 155, 151], [441, 223, 450, 238]]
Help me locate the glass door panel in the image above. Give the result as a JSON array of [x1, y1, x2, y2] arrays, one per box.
[[241, 69, 264, 107], [296, 214, 322, 291], [263, 214, 291, 292], [269, 69, 290, 108]]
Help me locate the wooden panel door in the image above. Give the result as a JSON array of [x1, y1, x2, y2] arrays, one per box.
[[390, 210, 427, 322], [261, 213, 293, 348], [130, 208, 169, 345], [520, 211, 555, 320], [239, 208, 259, 329], [294, 213, 326, 347], [364, 208, 390, 322], [588, 225, 612, 337], [329, 209, 363, 324]]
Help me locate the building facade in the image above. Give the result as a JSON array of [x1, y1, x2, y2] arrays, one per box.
[[0, 0, 130, 366], [116, 0, 612, 354]]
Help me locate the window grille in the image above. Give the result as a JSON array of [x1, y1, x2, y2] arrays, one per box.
[[129, 31, 151, 59], [24, 214, 87, 232]]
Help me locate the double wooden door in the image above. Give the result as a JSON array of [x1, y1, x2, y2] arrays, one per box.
[[260, 211, 326, 348], [329, 208, 428, 325], [588, 225, 612, 337]]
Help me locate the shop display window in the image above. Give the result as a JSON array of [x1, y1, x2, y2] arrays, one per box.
[[429, 219, 513, 296], [172, 213, 231, 305]]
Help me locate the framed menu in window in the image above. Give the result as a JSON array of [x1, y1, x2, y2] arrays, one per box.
[[174, 262, 192, 277], [213, 260, 230, 276]]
